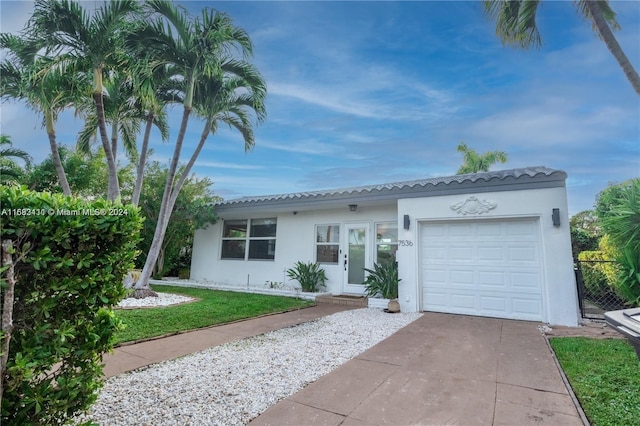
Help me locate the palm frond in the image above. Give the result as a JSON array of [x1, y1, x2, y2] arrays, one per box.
[[484, 0, 542, 49], [575, 0, 621, 33]]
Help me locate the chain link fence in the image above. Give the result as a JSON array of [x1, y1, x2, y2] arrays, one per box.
[[575, 259, 628, 320]]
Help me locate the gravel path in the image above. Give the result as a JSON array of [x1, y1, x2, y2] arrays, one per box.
[[117, 293, 196, 308], [79, 308, 421, 425]]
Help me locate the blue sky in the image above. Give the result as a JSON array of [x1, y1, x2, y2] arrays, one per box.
[[1, 1, 639, 215]]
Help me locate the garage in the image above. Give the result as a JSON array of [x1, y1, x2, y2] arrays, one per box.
[[420, 218, 544, 321]]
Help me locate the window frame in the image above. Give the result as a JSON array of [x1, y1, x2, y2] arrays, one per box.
[[315, 224, 341, 264], [220, 218, 277, 261], [374, 221, 398, 265]]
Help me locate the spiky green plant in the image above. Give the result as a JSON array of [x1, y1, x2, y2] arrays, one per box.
[[286, 261, 327, 293], [363, 262, 400, 300]]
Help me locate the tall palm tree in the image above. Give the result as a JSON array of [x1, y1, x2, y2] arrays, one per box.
[[130, 62, 175, 207], [29, 0, 142, 200], [130, 1, 265, 297], [456, 141, 508, 174], [169, 65, 267, 213], [77, 51, 173, 206], [484, 0, 640, 96], [0, 135, 32, 184], [0, 33, 78, 195]]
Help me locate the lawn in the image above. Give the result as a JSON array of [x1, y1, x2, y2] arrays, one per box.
[[549, 337, 640, 426], [114, 285, 314, 344]]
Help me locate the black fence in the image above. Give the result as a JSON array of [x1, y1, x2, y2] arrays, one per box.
[[575, 259, 628, 320]]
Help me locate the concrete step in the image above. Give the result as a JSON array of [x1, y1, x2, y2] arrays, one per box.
[[316, 294, 368, 307]]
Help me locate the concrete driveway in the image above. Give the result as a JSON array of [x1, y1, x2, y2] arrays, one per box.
[[250, 312, 584, 425]]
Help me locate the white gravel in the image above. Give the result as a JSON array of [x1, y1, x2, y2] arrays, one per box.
[[117, 293, 195, 308], [78, 308, 421, 425]]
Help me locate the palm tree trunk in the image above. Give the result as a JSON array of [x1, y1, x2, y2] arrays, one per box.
[[155, 246, 165, 277], [45, 113, 71, 196], [135, 106, 192, 296], [167, 119, 212, 211], [93, 67, 121, 201], [132, 114, 154, 207], [111, 121, 118, 162], [585, 1, 640, 96], [94, 91, 121, 201]]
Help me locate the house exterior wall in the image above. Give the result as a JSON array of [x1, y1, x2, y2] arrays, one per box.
[[191, 205, 397, 295], [396, 186, 579, 326]]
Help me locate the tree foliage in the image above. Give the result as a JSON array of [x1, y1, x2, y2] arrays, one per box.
[[0, 186, 142, 424], [569, 209, 600, 258], [483, 0, 640, 95], [21, 146, 135, 200], [593, 179, 640, 306], [456, 141, 508, 174], [0, 135, 32, 185]]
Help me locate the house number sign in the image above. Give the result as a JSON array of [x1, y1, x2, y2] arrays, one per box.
[[398, 240, 414, 246]]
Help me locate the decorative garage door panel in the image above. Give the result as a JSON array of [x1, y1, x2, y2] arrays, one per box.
[[421, 219, 543, 321]]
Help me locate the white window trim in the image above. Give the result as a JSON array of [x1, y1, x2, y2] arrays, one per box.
[[315, 223, 340, 264], [221, 218, 277, 261]]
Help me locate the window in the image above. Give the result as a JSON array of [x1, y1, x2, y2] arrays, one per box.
[[376, 222, 398, 264], [249, 218, 277, 260], [221, 218, 277, 260], [316, 224, 340, 263]]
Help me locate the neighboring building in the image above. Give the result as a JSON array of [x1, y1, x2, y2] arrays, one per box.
[[191, 166, 579, 326]]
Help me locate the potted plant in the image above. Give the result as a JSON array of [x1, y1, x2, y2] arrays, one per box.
[[363, 261, 401, 312], [286, 261, 328, 292]]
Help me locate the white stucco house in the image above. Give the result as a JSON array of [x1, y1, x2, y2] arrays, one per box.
[[191, 166, 580, 326]]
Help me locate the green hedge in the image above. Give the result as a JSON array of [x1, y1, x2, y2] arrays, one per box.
[[0, 186, 142, 424], [578, 250, 618, 297]]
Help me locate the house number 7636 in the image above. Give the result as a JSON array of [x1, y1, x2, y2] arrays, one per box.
[[398, 240, 413, 246]]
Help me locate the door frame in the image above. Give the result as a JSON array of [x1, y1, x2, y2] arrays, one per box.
[[342, 222, 371, 294]]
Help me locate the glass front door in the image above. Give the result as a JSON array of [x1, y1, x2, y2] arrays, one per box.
[[343, 223, 370, 294]]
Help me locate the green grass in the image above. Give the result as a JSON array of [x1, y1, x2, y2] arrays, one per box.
[[114, 285, 314, 344], [549, 337, 640, 426]]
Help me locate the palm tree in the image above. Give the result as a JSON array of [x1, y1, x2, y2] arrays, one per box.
[[77, 50, 173, 206], [170, 65, 267, 213], [0, 33, 78, 195], [29, 0, 142, 200], [130, 1, 265, 297], [484, 0, 640, 96], [130, 62, 175, 207], [456, 141, 508, 174], [0, 135, 32, 184], [77, 71, 141, 162]]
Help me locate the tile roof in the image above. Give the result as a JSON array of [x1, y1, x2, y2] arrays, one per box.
[[216, 166, 566, 209]]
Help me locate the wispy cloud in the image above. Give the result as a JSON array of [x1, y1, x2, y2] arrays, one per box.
[[194, 161, 264, 170]]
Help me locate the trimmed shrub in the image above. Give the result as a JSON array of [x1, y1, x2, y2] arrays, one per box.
[[0, 186, 142, 424], [578, 251, 613, 296]]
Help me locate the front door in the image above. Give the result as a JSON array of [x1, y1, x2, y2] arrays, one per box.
[[343, 223, 370, 294]]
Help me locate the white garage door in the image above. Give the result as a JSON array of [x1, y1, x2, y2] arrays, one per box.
[[421, 218, 543, 321]]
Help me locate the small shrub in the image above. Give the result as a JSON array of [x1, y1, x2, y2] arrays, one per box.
[[363, 262, 400, 300], [264, 281, 283, 289], [286, 261, 327, 292], [0, 186, 142, 424], [178, 268, 190, 279], [578, 250, 617, 297]]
